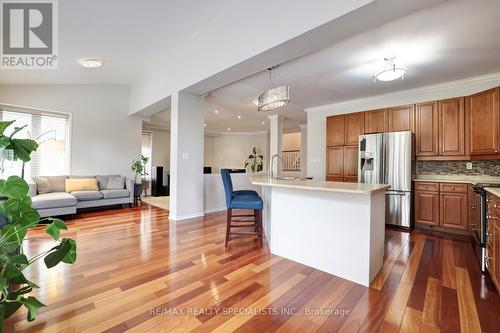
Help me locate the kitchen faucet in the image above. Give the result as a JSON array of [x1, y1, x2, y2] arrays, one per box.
[[269, 154, 284, 179]]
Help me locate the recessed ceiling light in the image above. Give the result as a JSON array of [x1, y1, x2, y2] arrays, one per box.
[[79, 58, 103, 68], [227, 127, 231, 131], [237, 115, 242, 119], [214, 110, 219, 114], [203, 123, 207, 127], [262, 121, 265, 125]]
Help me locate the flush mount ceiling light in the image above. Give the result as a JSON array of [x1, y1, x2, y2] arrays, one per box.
[[257, 65, 290, 112], [79, 58, 103, 68], [374, 57, 406, 82]]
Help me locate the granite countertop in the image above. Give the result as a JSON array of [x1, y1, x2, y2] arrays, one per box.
[[485, 187, 500, 197], [250, 176, 390, 194], [413, 175, 500, 184]]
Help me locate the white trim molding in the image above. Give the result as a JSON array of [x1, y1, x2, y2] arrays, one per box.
[[305, 72, 500, 116]]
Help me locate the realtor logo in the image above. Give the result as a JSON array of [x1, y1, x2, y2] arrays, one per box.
[[1, 0, 58, 69]]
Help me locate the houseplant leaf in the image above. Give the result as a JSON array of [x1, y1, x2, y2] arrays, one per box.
[[20, 296, 45, 322], [0, 136, 10, 150], [61, 239, 77, 264], [3, 301, 22, 320], [44, 219, 67, 240], [0, 120, 15, 135], [0, 176, 29, 199], [7, 138, 39, 162], [44, 239, 72, 268]]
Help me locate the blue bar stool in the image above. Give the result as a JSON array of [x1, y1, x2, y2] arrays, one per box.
[[220, 169, 263, 248]]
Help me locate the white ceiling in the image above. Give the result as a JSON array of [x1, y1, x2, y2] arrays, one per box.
[[0, 0, 234, 84], [197, 0, 500, 133]]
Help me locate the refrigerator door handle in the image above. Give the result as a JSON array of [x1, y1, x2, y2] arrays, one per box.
[[385, 190, 408, 196]]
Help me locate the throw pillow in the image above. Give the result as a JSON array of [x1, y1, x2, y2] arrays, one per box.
[[33, 176, 68, 194], [106, 176, 125, 190], [65, 178, 99, 192], [96, 175, 109, 190]]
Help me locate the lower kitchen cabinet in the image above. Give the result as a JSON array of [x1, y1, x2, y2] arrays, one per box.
[[415, 182, 468, 231], [487, 193, 500, 293], [415, 190, 439, 226], [440, 192, 468, 230]]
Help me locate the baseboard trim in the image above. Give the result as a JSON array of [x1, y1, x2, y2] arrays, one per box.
[[204, 207, 226, 214], [168, 212, 205, 221]]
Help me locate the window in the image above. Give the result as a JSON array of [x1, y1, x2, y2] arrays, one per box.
[[1, 106, 70, 181], [141, 131, 152, 179]]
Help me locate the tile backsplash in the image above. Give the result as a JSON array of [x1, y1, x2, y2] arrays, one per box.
[[417, 160, 500, 176]]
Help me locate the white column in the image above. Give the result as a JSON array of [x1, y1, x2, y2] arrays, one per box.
[[299, 125, 307, 177], [267, 115, 284, 177], [169, 92, 204, 220]]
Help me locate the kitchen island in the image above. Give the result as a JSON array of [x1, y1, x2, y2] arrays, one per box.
[[251, 176, 389, 287]]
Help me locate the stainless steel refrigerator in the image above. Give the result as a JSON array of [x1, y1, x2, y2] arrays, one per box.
[[358, 131, 413, 228]]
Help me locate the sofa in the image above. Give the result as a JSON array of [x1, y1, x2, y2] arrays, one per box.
[[29, 175, 134, 218]]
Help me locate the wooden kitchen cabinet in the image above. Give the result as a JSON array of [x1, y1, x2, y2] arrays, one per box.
[[344, 112, 365, 145], [440, 97, 465, 156], [467, 87, 500, 156], [326, 115, 345, 147], [415, 182, 468, 231], [343, 145, 358, 180], [415, 187, 440, 226], [364, 108, 388, 134], [415, 101, 439, 156], [468, 185, 481, 232], [415, 97, 465, 158], [492, 218, 500, 292], [326, 146, 343, 178], [326, 146, 358, 182], [440, 191, 468, 230], [388, 104, 415, 132]]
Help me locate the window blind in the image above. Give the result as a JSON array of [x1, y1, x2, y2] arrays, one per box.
[[0, 106, 70, 181]]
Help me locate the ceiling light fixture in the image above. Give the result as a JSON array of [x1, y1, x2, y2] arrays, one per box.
[[203, 123, 207, 127], [79, 58, 103, 68], [374, 57, 406, 82], [237, 115, 242, 119], [257, 65, 290, 112], [227, 127, 231, 131], [214, 110, 219, 114]]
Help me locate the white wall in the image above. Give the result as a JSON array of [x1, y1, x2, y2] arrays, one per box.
[[0, 84, 141, 178], [282, 132, 301, 151], [306, 73, 500, 179], [204, 132, 269, 173]]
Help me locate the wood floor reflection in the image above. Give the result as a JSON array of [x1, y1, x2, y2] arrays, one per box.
[[5, 204, 500, 332]]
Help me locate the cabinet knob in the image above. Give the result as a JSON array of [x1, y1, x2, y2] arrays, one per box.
[[451, 186, 455, 190], [425, 185, 429, 189], [495, 150, 498, 153]]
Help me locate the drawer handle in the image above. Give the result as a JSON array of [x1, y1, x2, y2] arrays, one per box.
[[487, 215, 497, 220]]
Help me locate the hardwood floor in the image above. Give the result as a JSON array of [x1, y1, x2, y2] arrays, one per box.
[[5, 204, 500, 332]]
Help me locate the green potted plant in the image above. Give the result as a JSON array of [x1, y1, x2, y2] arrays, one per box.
[[0, 120, 77, 332], [245, 147, 264, 172], [131, 154, 149, 196]]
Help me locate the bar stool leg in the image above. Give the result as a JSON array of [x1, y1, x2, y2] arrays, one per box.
[[254, 209, 259, 232], [225, 208, 232, 247], [257, 209, 263, 248]]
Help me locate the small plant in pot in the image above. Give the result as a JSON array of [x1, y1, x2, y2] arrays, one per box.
[[245, 147, 264, 172], [0, 120, 77, 332], [131, 154, 149, 196]]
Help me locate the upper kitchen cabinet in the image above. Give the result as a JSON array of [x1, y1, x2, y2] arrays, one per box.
[[415, 97, 465, 159], [364, 108, 388, 134], [415, 101, 439, 157], [440, 97, 465, 156], [388, 104, 415, 132], [326, 115, 344, 147], [467, 87, 500, 156], [344, 112, 365, 145]]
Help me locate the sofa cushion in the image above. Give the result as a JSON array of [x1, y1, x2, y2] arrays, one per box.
[[69, 175, 96, 179], [100, 189, 130, 199], [33, 176, 68, 194], [106, 176, 125, 190], [96, 175, 120, 190], [65, 178, 99, 192], [31, 192, 77, 209], [71, 190, 103, 201]]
